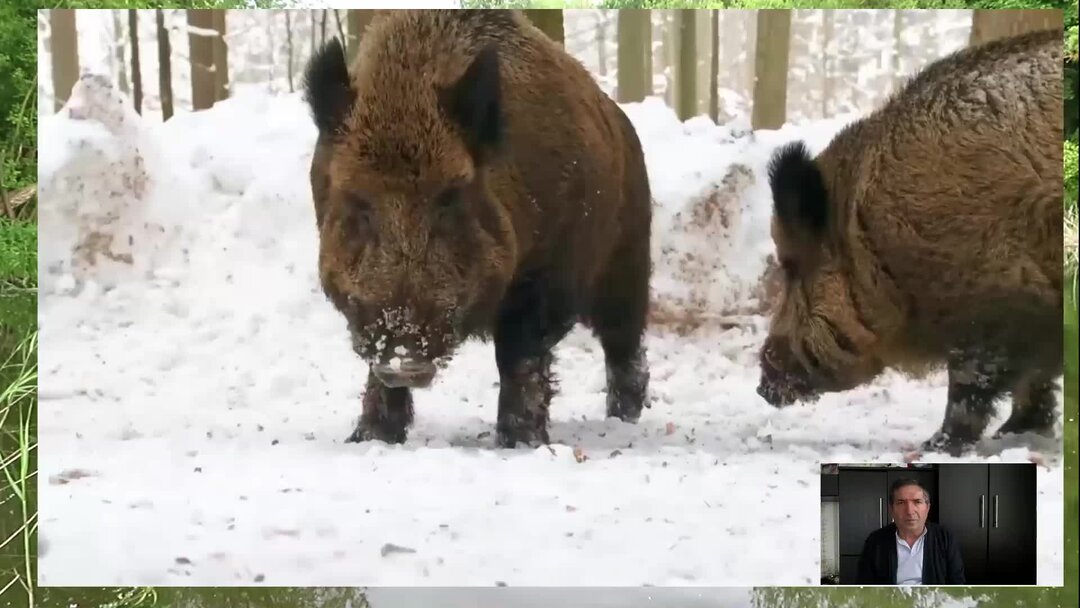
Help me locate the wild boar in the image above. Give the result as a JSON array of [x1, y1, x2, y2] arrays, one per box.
[[757, 28, 1064, 454], [303, 10, 652, 448]]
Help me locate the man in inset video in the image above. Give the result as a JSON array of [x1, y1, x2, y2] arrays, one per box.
[[856, 478, 965, 585]]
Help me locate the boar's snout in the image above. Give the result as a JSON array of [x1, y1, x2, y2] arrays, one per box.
[[372, 360, 438, 389], [352, 328, 443, 389], [756, 336, 818, 407]]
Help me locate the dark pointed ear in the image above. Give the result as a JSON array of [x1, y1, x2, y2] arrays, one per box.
[[441, 44, 503, 160], [303, 38, 355, 136], [767, 140, 829, 241]]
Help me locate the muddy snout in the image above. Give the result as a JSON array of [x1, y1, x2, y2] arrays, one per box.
[[372, 360, 437, 389]]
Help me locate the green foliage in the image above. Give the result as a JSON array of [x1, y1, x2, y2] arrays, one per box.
[[52, 1, 278, 7], [0, 3, 35, 195], [0, 219, 35, 288], [461, 0, 593, 7]]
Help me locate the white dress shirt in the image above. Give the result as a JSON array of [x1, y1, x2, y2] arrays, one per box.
[[896, 527, 928, 585]]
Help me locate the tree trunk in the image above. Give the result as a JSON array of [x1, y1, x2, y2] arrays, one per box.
[[50, 9, 79, 112], [891, 9, 903, 92], [595, 10, 607, 77], [187, 9, 215, 111], [523, 10, 564, 45], [616, 9, 649, 103], [212, 10, 229, 102], [285, 10, 294, 93], [644, 11, 653, 94], [113, 10, 129, 95], [822, 9, 832, 118], [333, 9, 346, 46], [310, 10, 316, 56], [969, 9, 1061, 46], [347, 10, 376, 61], [128, 10, 142, 114], [156, 9, 173, 120], [708, 10, 719, 123], [320, 9, 327, 46], [675, 10, 697, 121], [751, 9, 791, 130]]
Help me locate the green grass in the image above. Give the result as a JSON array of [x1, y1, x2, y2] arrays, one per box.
[[0, 219, 35, 290], [0, 329, 35, 606], [6, 1, 1078, 607]]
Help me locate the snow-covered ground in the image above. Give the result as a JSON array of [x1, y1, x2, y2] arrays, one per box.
[[36, 77, 1064, 587]]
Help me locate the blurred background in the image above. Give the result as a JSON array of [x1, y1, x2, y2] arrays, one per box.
[[36, 7, 1061, 130]]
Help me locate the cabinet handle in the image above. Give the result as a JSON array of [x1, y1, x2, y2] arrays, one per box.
[[994, 495, 999, 528], [879, 498, 883, 528], [979, 495, 985, 528]]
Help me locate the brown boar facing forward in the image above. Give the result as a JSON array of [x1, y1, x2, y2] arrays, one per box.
[[757, 29, 1064, 454], [303, 10, 652, 448]]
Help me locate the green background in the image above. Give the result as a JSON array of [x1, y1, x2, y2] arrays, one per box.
[[2, 0, 1075, 606]]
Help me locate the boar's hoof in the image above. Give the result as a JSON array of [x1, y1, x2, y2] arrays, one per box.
[[992, 416, 1056, 439], [496, 423, 549, 449], [345, 418, 408, 445], [606, 395, 643, 423], [920, 431, 976, 457]]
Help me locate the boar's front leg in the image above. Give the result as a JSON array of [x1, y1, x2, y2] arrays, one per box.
[[493, 278, 571, 449], [345, 368, 415, 444], [922, 350, 1015, 455]]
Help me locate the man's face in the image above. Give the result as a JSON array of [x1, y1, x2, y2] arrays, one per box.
[[891, 485, 930, 535]]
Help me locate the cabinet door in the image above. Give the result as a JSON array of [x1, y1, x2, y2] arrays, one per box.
[[839, 555, 860, 585], [885, 468, 937, 526], [987, 464, 1037, 584], [937, 464, 989, 584], [839, 470, 886, 555]]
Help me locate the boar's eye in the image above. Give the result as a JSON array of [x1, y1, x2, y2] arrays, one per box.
[[346, 195, 374, 237], [436, 187, 462, 212], [433, 188, 464, 228], [780, 257, 799, 279], [801, 338, 822, 373]]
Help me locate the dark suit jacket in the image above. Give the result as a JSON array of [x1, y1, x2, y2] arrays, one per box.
[[856, 522, 966, 585]]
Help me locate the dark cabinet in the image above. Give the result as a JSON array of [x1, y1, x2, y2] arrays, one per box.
[[836, 467, 937, 584], [938, 463, 1036, 584]]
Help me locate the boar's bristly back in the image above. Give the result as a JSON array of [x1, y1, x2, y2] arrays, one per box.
[[303, 38, 355, 136], [768, 140, 829, 239]]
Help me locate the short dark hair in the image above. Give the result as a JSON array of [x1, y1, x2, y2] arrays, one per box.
[[890, 478, 930, 504]]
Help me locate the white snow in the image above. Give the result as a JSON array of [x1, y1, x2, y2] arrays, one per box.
[[36, 78, 1065, 587]]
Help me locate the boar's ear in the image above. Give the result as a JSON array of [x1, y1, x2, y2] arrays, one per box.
[[303, 38, 355, 136], [441, 44, 503, 160], [767, 141, 829, 242]]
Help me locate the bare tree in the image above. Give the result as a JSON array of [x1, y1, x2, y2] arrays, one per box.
[[616, 9, 649, 103], [891, 9, 903, 92], [523, 9, 564, 45], [751, 9, 791, 130], [595, 10, 607, 77], [333, 9, 346, 45], [212, 10, 229, 102], [157, 9, 173, 120], [822, 9, 832, 118], [285, 10, 294, 93], [708, 10, 719, 123], [128, 10, 142, 114], [347, 10, 376, 61], [50, 9, 79, 112], [113, 10, 129, 95], [187, 9, 215, 111], [970, 9, 1061, 46], [675, 10, 697, 121]]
